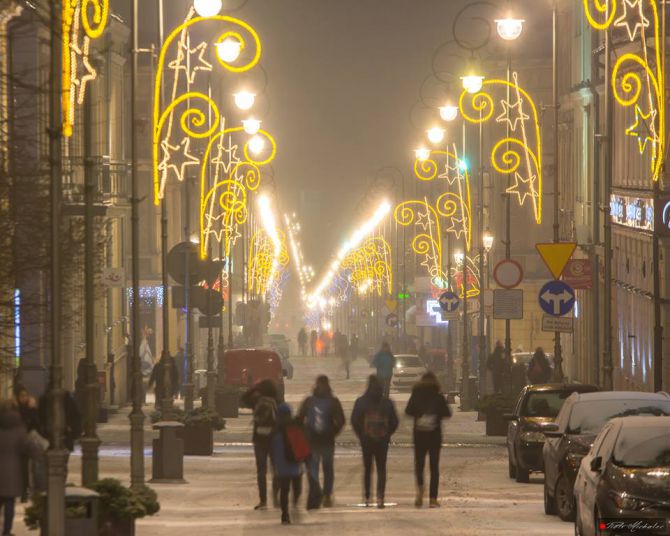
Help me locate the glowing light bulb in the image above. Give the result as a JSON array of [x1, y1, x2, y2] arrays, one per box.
[[454, 251, 465, 265], [216, 37, 242, 62], [439, 104, 459, 122], [193, 0, 222, 17], [461, 75, 485, 94], [427, 127, 446, 145], [415, 148, 430, 161], [242, 118, 261, 135], [234, 91, 255, 111], [483, 230, 494, 252], [496, 17, 525, 41], [248, 134, 265, 155]]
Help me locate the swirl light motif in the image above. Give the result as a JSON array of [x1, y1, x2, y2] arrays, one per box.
[[452, 254, 481, 299], [153, 9, 262, 204], [459, 72, 543, 223], [199, 125, 277, 259], [341, 236, 393, 297], [583, 0, 664, 182], [62, 0, 109, 137], [248, 228, 289, 298]]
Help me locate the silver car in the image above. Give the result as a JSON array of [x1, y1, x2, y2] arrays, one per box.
[[391, 354, 427, 391]]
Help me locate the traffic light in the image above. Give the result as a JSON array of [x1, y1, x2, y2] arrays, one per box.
[[397, 291, 410, 300]]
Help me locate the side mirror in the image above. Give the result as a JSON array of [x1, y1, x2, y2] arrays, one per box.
[[590, 456, 602, 472], [540, 422, 562, 438], [503, 413, 517, 421]]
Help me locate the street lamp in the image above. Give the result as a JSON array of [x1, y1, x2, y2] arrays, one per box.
[[242, 118, 261, 135], [415, 147, 430, 161], [427, 127, 446, 145], [234, 91, 255, 111], [439, 104, 459, 122], [248, 134, 265, 155], [495, 17, 525, 41], [194, 0, 222, 17], [483, 229, 494, 252], [461, 74, 484, 94], [216, 37, 242, 63]]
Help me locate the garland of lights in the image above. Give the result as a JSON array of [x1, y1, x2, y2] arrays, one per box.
[[583, 0, 664, 182], [452, 254, 481, 299], [62, 0, 109, 137], [285, 213, 314, 300], [152, 9, 262, 204], [248, 228, 289, 298], [458, 72, 543, 223], [341, 236, 393, 297]]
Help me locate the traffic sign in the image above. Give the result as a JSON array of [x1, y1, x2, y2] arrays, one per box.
[[385, 299, 398, 313], [536, 242, 577, 279], [385, 313, 398, 328], [539, 280, 575, 317], [493, 259, 524, 288], [438, 291, 460, 312], [493, 289, 524, 319], [542, 315, 573, 333], [563, 258, 592, 290]]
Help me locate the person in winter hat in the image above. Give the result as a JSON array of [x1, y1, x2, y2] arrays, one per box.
[[270, 403, 303, 525], [297, 375, 345, 508], [405, 372, 452, 507], [351, 375, 399, 508]]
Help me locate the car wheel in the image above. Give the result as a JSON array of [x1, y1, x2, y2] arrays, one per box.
[[515, 465, 530, 483], [544, 482, 557, 515], [555, 474, 576, 521], [508, 456, 517, 479]]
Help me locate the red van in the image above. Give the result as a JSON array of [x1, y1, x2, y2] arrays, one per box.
[[221, 348, 285, 401]]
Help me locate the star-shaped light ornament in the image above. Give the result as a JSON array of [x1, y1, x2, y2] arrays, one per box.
[[496, 97, 530, 132], [506, 172, 538, 206], [158, 137, 200, 184], [212, 135, 242, 176], [421, 252, 440, 277], [626, 105, 657, 154], [415, 210, 434, 230], [71, 36, 97, 105], [614, 0, 650, 42], [446, 216, 467, 239], [438, 162, 462, 185], [168, 40, 214, 85]]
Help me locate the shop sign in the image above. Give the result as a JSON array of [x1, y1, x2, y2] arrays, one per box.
[[610, 194, 653, 231]]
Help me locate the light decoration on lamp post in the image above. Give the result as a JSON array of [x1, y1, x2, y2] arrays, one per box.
[[152, 8, 262, 205], [61, 0, 110, 137], [452, 251, 481, 299], [341, 236, 393, 297], [459, 71, 544, 223], [249, 195, 289, 298], [285, 213, 314, 300], [582, 0, 664, 182]]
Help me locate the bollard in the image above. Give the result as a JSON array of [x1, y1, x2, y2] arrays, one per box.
[[149, 421, 187, 483]]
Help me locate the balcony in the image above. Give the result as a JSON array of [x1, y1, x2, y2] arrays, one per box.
[[62, 156, 131, 215]]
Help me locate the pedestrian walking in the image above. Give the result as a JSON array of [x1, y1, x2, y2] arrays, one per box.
[[350, 334, 359, 360], [351, 375, 399, 508], [241, 379, 280, 510], [0, 400, 40, 536], [310, 330, 318, 357], [147, 352, 179, 409], [487, 341, 507, 393], [371, 342, 396, 397], [270, 403, 306, 525], [296, 375, 345, 509], [13, 385, 47, 500], [297, 328, 307, 356], [527, 347, 552, 384], [405, 372, 451, 507]]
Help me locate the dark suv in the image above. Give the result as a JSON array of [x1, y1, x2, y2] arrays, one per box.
[[542, 391, 670, 522], [506, 383, 598, 483]]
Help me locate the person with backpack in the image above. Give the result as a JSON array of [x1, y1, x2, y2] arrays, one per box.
[[371, 342, 396, 397], [351, 375, 399, 508], [526, 347, 552, 384], [405, 372, 451, 508], [296, 375, 345, 509], [241, 379, 280, 510], [270, 403, 307, 525]]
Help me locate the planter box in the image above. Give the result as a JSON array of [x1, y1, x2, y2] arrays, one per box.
[[100, 518, 135, 536], [484, 411, 509, 436], [178, 423, 214, 456], [215, 390, 239, 418]]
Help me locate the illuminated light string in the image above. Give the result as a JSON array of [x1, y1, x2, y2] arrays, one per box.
[[152, 10, 262, 205], [452, 254, 481, 299], [582, 0, 665, 182], [341, 236, 393, 297], [285, 213, 314, 300], [62, 0, 110, 137], [458, 72, 543, 223]]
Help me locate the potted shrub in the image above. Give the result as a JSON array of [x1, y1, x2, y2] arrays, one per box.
[[477, 393, 517, 436]]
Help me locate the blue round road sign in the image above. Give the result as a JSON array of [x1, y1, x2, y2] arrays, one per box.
[[538, 280, 575, 317], [438, 291, 460, 313]]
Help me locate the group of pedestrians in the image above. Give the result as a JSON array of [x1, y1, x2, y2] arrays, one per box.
[[242, 353, 451, 524]]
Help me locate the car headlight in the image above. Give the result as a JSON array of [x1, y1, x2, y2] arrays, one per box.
[[608, 491, 655, 511], [520, 431, 545, 443], [566, 452, 584, 470]]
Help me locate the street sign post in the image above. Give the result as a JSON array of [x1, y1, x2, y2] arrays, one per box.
[[493, 289, 524, 319], [563, 258, 592, 289], [438, 291, 460, 313], [536, 242, 577, 279], [542, 315, 574, 333], [493, 259, 524, 288], [538, 280, 575, 317]]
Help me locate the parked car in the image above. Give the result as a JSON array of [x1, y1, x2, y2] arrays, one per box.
[[391, 354, 428, 391], [506, 383, 599, 483], [574, 416, 670, 536], [510, 352, 554, 390], [221, 348, 285, 402], [542, 391, 670, 522]]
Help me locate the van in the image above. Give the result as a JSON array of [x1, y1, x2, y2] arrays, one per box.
[[220, 348, 285, 402]]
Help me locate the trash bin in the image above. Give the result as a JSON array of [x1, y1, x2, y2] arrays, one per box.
[[216, 387, 239, 418], [40, 487, 99, 536], [150, 421, 186, 483]]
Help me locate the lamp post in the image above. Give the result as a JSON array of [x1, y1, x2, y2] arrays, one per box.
[[454, 250, 470, 410], [483, 229, 494, 393]]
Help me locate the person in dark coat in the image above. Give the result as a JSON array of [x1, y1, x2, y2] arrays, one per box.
[[270, 403, 303, 525], [13, 384, 45, 501], [527, 347, 552, 384], [351, 375, 399, 508], [148, 352, 179, 409], [296, 375, 345, 508], [241, 379, 280, 510], [38, 390, 82, 454], [405, 372, 451, 507], [0, 400, 40, 536], [487, 341, 507, 393], [310, 330, 318, 357], [371, 342, 396, 398]]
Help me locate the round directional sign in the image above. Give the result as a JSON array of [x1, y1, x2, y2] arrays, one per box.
[[493, 259, 524, 289], [385, 313, 398, 328], [438, 291, 460, 313], [538, 280, 575, 317]]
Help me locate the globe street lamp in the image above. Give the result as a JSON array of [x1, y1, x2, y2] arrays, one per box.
[[495, 17, 525, 41], [216, 37, 242, 63], [426, 127, 446, 145], [439, 104, 459, 122], [461, 74, 484, 94], [234, 90, 255, 110], [242, 118, 261, 135], [415, 147, 430, 161], [194, 0, 222, 17], [483, 229, 494, 252]]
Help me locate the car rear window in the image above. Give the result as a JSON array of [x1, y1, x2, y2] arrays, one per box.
[[397, 356, 423, 368], [521, 391, 570, 417], [568, 400, 670, 435], [613, 428, 670, 468]]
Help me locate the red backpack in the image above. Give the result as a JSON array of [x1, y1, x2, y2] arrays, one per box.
[[283, 423, 311, 462]]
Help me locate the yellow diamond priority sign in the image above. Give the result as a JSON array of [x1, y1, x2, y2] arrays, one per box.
[[535, 242, 577, 280]]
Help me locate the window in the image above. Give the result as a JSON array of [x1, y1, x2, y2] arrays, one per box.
[[613, 428, 670, 468], [567, 399, 670, 435], [521, 391, 573, 418]]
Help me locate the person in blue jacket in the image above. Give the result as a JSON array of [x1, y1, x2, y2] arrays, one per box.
[[371, 342, 396, 397], [351, 375, 399, 508], [270, 403, 303, 525]]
